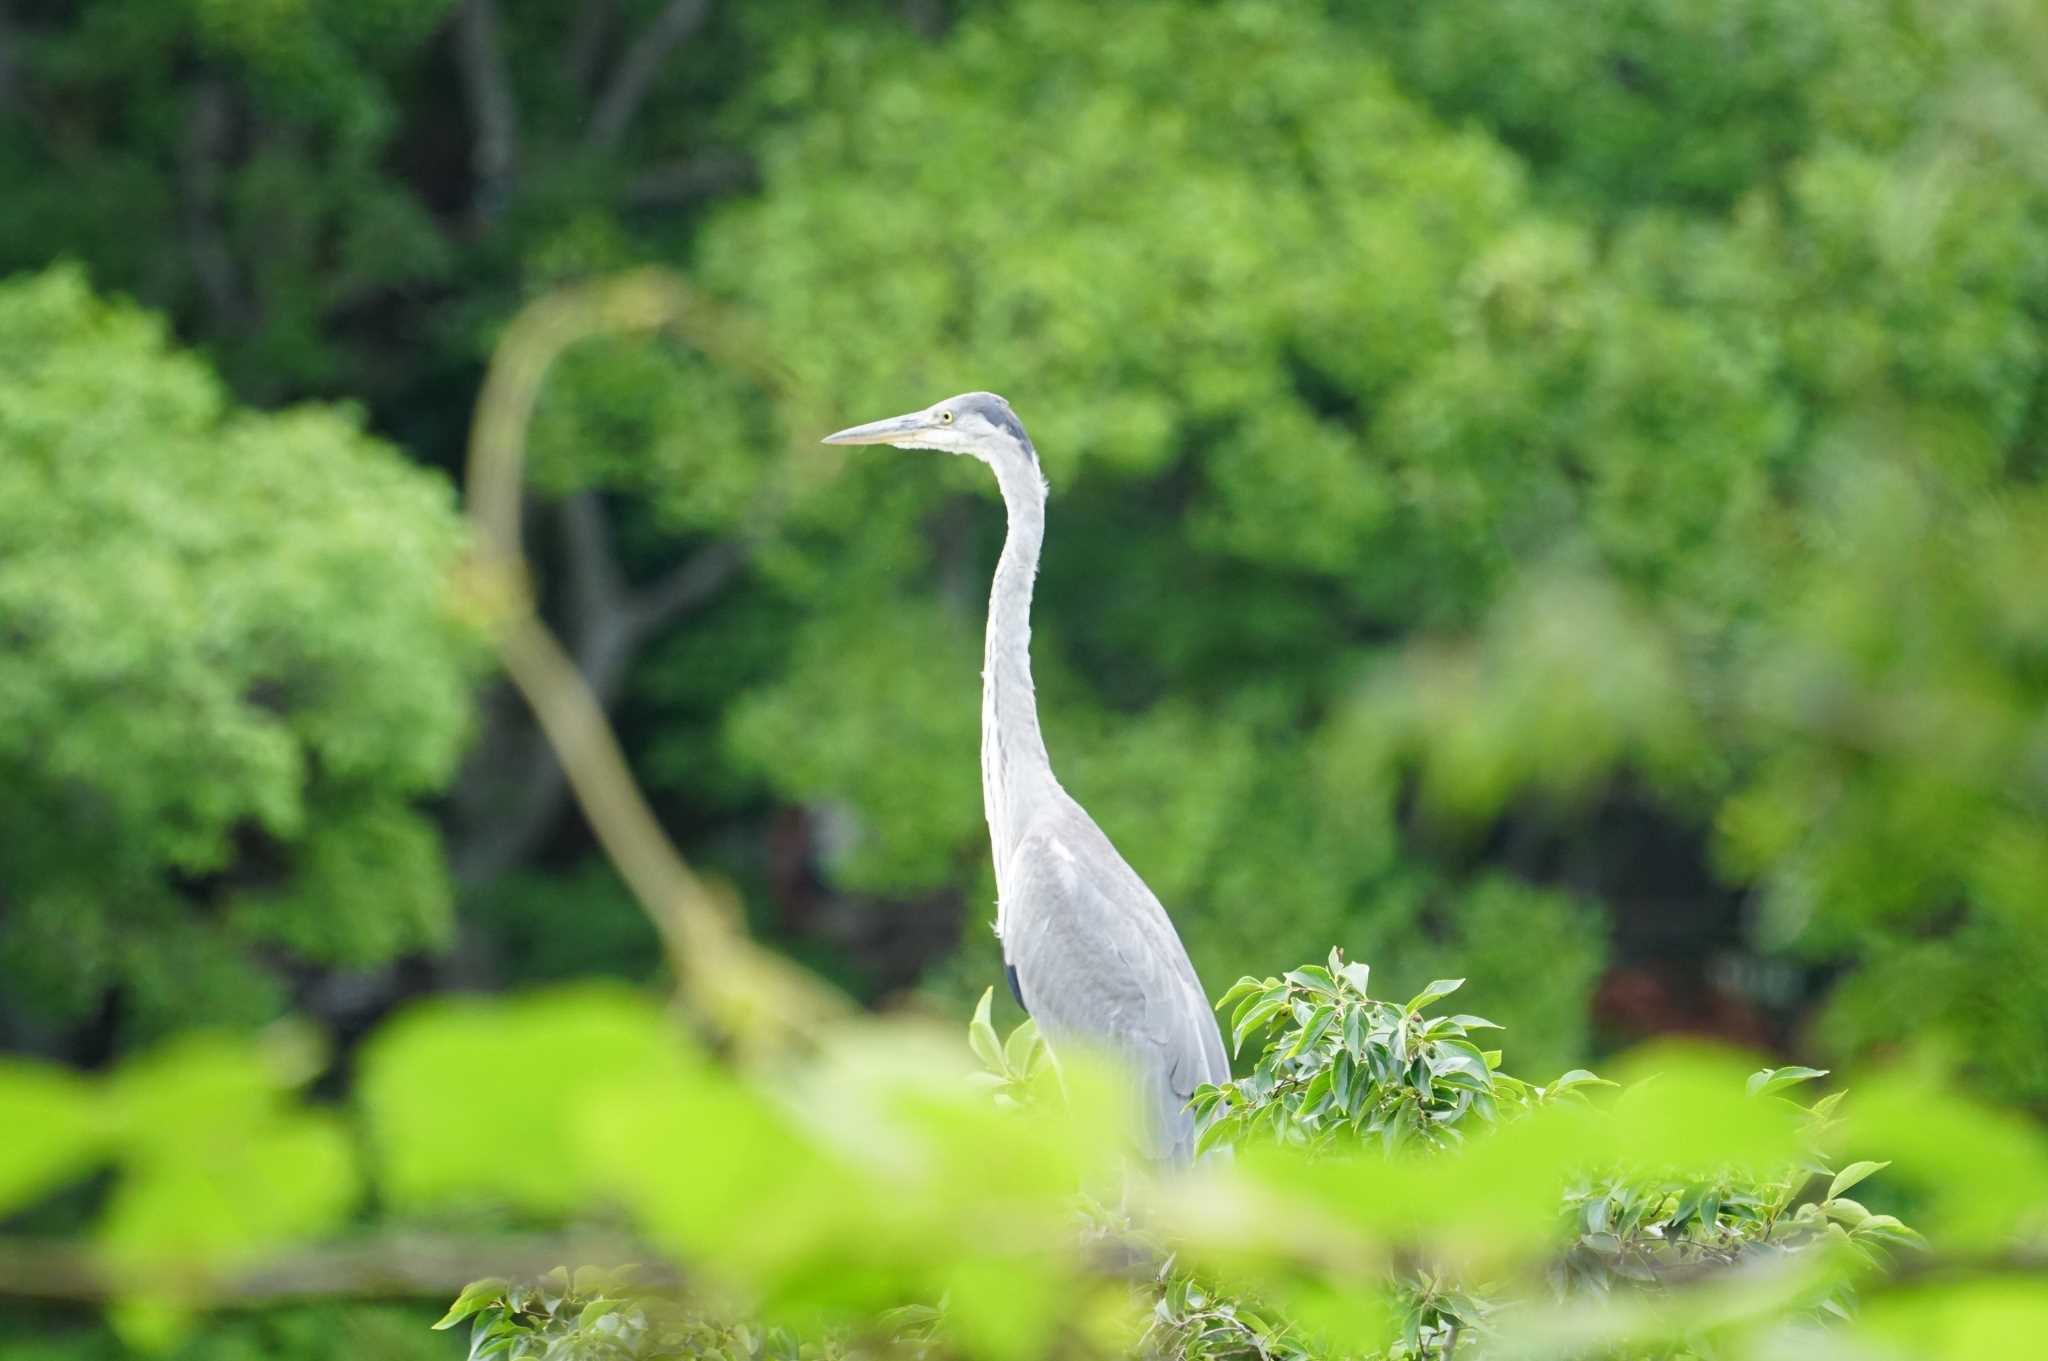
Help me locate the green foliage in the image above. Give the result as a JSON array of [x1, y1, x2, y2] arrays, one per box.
[[0, 1304, 447, 1361], [0, 267, 480, 1045], [1159, 960, 1929, 1359], [1329, 876, 1605, 1080], [1199, 956, 1534, 1157], [628, 0, 2048, 1101], [3, 958, 2045, 1359], [0, 1, 460, 401], [1351, 1, 1845, 210], [397, 959, 2048, 1361], [8, 0, 2048, 1111], [0, 1021, 358, 1350], [433, 1267, 840, 1361], [4, 2, 2048, 1348], [673, 0, 1611, 1042], [462, 865, 667, 989], [964, 985, 1052, 1112]]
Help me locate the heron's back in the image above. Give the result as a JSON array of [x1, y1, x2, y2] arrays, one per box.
[[998, 799, 1228, 1164]]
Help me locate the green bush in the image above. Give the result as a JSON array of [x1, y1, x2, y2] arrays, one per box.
[[423, 957, 2012, 1361]]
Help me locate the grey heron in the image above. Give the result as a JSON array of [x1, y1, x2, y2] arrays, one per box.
[[824, 393, 1230, 1163]]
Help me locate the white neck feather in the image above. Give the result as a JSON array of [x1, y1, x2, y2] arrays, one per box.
[[980, 455, 1057, 910]]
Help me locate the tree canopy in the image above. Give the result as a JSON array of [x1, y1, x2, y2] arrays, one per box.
[[3, 1, 2048, 1355], [0, 268, 479, 1046], [2, 0, 2044, 1096]]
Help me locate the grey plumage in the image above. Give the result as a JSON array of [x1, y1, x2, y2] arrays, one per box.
[[823, 392, 1228, 1163]]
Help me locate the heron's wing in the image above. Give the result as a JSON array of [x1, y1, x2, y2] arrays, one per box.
[[1002, 817, 1229, 1164]]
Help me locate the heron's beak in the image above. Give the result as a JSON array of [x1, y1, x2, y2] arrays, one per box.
[[820, 410, 936, 448]]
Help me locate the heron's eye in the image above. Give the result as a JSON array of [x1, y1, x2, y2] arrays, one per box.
[[939, 410, 954, 424]]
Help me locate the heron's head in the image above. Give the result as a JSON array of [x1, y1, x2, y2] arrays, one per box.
[[821, 391, 1037, 471]]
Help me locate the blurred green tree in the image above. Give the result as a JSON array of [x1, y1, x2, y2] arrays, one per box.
[[646, 0, 2048, 1094], [2, 0, 2044, 1105], [0, 267, 479, 1050]]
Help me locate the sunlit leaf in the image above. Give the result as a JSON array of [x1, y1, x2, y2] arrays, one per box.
[[1405, 979, 1464, 1013], [0, 1060, 104, 1217]]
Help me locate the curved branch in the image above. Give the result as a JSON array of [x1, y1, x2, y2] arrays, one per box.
[[460, 269, 840, 1055]]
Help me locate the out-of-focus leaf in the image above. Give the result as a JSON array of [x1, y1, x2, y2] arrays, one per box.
[[0, 1060, 104, 1216], [968, 987, 1004, 1073], [1746, 1065, 1829, 1098], [1827, 1159, 1889, 1201], [358, 984, 691, 1212]]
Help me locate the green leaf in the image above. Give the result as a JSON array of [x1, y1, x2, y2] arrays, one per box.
[[1003, 1016, 1042, 1076], [1404, 978, 1464, 1013], [468, 1310, 514, 1361], [1745, 1065, 1829, 1098], [1232, 997, 1288, 1057], [1545, 1069, 1617, 1098], [577, 1298, 624, 1329], [1342, 1005, 1368, 1058], [1285, 966, 1337, 997], [360, 985, 703, 1213], [1194, 1113, 1236, 1160], [470, 1334, 515, 1361], [436, 1279, 512, 1330], [1854, 1214, 1926, 1247], [1286, 1003, 1338, 1060], [1338, 961, 1372, 996], [969, 987, 1004, 1073], [0, 1061, 104, 1218], [1825, 1197, 1871, 1226], [1300, 1065, 1334, 1111], [1230, 986, 1280, 1041], [1829, 1159, 1890, 1201], [1428, 1039, 1493, 1096], [1214, 978, 1266, 1012], [1445, 1014, 1502, 1031], [1434, 1068, 1491, 1095]]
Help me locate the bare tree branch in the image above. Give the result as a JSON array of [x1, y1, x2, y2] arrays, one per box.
[[625, 149, 758, 207], [563, 0, 616, 97], [627, 538, 745, 635], [585, 0, 712, 152], [900, 0, 947, 40], [178, 78, 251, 331], [455, 497, 639, 889], [453, 0, 519, 223], [451, 493, 745, 889], [452, 680, 577, 889], [0, 1232, 676, 1306], [450, 272, 844, 1051], [561, 489, 631, 625], [0, 4, 20, 111]]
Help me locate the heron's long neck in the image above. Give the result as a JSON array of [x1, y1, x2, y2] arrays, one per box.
[[983, 459, 1056, 893]]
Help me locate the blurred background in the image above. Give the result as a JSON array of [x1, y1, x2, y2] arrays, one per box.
[[2, 0, 2046, 1354]]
